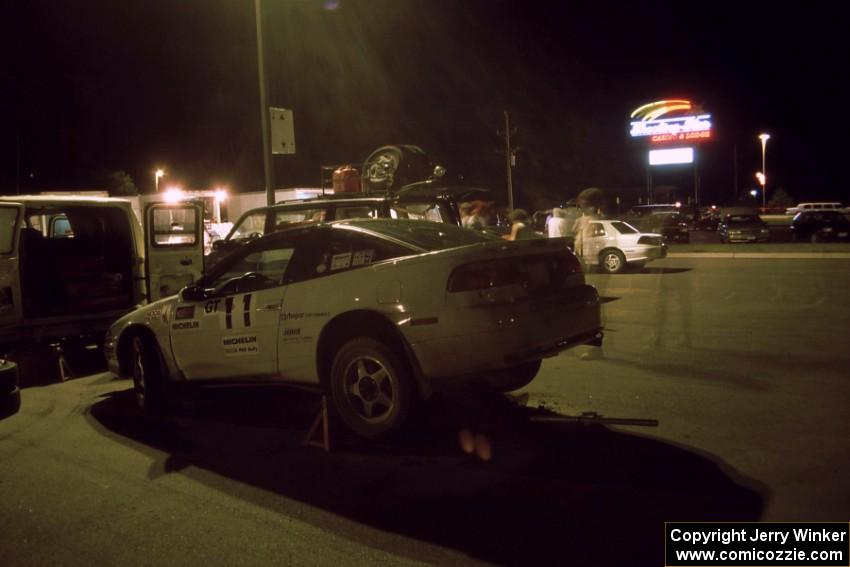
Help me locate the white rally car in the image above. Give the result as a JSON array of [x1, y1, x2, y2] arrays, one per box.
[[105, 219, 602, 437]]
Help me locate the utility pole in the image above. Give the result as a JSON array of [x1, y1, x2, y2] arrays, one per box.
[[255, 0, 275, 206], [503, 110, 514, 211]]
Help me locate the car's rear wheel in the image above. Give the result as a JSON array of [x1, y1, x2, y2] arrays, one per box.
[[600, 249, 626, 274], [131, 336, 168, 413], [487, 359, 542, 392], [329, 338, 412, 438]]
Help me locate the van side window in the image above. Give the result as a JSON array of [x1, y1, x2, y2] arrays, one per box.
[[274, 208, 325, 228], [230, 212, 267, 241], [50, 215, 74, 238], [0, 207, 19, 254], [334, 205, 379, 220]]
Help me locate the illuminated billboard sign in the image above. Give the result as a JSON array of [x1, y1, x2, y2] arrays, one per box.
[[630, 100, 712, 143], [649, 147, 694, 166]]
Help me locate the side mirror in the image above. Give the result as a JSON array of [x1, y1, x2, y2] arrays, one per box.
[[181, 284, 207, 302]]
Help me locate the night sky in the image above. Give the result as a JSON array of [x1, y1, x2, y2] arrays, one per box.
[[3, 0, 847, 209]]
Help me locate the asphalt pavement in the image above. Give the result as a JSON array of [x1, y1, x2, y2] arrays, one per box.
[[1, 256, 848, 565]]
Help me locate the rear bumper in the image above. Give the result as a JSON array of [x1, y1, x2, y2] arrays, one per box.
[[409, 287, 602, 379]]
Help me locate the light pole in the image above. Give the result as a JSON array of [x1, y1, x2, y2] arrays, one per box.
[[758, 133, 770, 210], [155, 168, 165, 192]]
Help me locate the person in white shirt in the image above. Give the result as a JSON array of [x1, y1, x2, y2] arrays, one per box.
[[547, 207, 570, 238]]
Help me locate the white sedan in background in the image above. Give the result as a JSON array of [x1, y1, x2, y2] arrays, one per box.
[[575, 219, 667, 273], [105, 219, 603, 437]]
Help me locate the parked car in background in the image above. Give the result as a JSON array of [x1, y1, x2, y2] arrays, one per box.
[[638, 212, 690, 243], [105, 219, 603, 438], [785, 202, 845, 215], [692, 206, 721, 231], [575, 219, 666, 273], [790, 211, 850, 242], [718, 214, 771, 243]]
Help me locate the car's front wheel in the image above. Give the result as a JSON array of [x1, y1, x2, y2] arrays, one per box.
[[600, 249, 626, 274], [329, 338, 412, 438], [131, 336, 168, 413]]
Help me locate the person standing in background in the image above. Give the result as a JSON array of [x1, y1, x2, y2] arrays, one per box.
[[502, 209, 538, 241], [547, 207, 570, 238]]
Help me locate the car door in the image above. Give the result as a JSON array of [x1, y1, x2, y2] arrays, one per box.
[[576, 221, 607, 262], [0, 203, 24, 329], [170, 239, 295, 380], [145, 202, 205, 301]]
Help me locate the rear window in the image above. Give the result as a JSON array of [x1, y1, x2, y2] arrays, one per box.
[[610, 221, 638, 234]]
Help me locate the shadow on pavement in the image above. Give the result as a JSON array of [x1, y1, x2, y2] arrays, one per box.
[[89, 386, 766, 565], [7, 344, 106, 389], [634, 267, 692, 275]]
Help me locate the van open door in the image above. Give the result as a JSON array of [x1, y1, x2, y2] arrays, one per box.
[[144, 202, 204, 301], [0, 203, 24, 330]]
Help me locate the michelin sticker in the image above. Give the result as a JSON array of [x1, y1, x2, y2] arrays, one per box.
[[352, 249, 374, 266], [330, 252, 352, 271], [172, 320, 199, 331], [222, 334, 259, 357]]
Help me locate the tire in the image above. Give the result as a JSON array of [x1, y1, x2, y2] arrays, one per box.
[[329, 337, 412, 438], [131, 336, 168, 413], [600, 249, 626, 274], [0, 359, 21, 418], [361, 145, 430, 193], [488, 359, 542, 393]]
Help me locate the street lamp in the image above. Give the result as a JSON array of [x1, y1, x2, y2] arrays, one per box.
[[758, 133, 770, 210], [155, 168, 165, 192]]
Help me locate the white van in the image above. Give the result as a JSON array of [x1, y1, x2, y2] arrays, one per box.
[[0, 195, 204, 355], [785, 202, 844, 215]]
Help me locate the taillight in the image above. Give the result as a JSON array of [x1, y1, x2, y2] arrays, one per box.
[[448, 259, 521, 292]]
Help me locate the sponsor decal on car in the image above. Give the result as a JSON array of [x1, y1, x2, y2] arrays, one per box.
[[172, 320, 199, 331], [175, 306, 195, 320], [281, 311, 330, 321], [330, 252, 352, 271], [222, 334, 259, 357], [144, 308, 163, 322]]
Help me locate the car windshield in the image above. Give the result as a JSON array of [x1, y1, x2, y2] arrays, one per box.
[[610, 221, 639, 234], [338, 219, 499, 251]]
